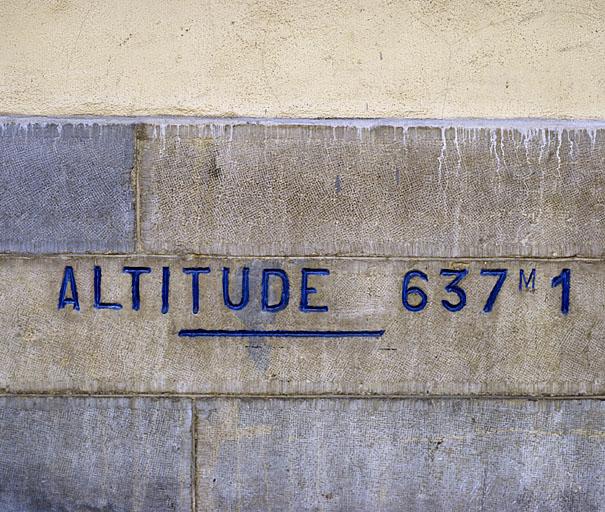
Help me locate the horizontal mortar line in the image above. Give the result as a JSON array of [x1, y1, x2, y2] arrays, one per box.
[[179, 329, 385, 338], [0, 393, 602, 401], [2, 115, 605, 130], [0, 253, 603, 262]]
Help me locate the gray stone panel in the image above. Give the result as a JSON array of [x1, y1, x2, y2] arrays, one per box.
[[196, 398, 605, 512], [0, 121, 135, 253], [0, 256, 603, 395], [0, 397, 192, 511], [139, 121, 605, 257]]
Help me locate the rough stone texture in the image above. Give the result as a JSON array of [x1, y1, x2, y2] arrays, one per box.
[[0, 121, 135, 253], [0, 397, 192, 512], [1, 1, 604, 119], [1, 256, 602, 395], [139, 122, 605, 257], [196, 398, 605, 512]]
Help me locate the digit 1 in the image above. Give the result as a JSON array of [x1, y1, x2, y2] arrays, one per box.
[[551, 269, 570, 315]]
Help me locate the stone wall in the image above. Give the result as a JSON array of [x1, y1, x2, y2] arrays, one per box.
[[0, 117, 602, 510]]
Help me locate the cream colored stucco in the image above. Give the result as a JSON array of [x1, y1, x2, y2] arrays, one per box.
[[1, 0, 604, 118]]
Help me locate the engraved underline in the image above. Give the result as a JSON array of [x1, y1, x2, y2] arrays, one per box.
[[178, 329, 385, 338]]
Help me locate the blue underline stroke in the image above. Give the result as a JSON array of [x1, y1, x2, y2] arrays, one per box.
[[178, 329, 385, 338]]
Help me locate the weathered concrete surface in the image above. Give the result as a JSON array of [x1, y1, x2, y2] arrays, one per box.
[[196, 398, 605, 512], [0, 397, 192, 511], [139, 122, 605, 257], [0, 256, 602, 395], [0, 122, 135, 253], [1, 1, 604, 119]]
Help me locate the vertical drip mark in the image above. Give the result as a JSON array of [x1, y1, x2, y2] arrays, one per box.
[[453, 126, 462, 255], [521, 127, 532, 167], [437, 127, 447, 193], [588, 128, 597, 149], [490, 128, 501, 171], [538, 128, 546, 164], [567, 130, 575, 163], [175, 123, 183, 147], [489, 129, 502, 198], [555, 128, 563, 182], [133, 124, 144, 253], [499, 127, 508, 171], [355, 125, 363, 141], [159, 123, 167, 153]]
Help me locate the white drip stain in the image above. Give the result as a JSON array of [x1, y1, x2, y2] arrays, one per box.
[[522, 127, 532, 167], [490, 128, 501, 172], [567, 130, 575, 163], [401, 126, 408, 145], [453, 127, 462, 254], [1, 117, 604, 174], [437, 127, 447, 191], [2, 116, 605, 131], [355, 125, 362, 142], [538, 129, 546, 163], [588, 128, 598, 148], [555, 128, 563, 180], [158, 123, 168, 153]]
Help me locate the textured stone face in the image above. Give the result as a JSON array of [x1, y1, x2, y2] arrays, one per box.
[[1, 256, 602, 395], [0, 397, 192, 512], [0, 122, 135, 253], [196, 398, 605, 512], [139, 122, 605, 257]]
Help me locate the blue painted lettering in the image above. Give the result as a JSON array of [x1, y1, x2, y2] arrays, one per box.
[[122, 267, 151, 311], [440, 269, 468, 312], [222, 267, 250, 311], [402, 270, 428, 312], [183, 267, 211, 314], [93, 266, 122, 310], [519, 268, 536, 290], [261, 269, 289, 312], [480, 269, 507, 313], [161, 266, 170, 314], [551, 268, 570, 315], [58, 266, 80, 311], [300, 268, 330, 312]]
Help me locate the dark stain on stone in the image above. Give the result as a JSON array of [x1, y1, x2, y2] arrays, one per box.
[[207, 149, 222, 180], [231, 261, 276, 373]]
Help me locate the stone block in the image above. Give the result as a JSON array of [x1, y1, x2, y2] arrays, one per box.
[[139, 121, 605, 257], [196, 398, 605, 512], [0, 121, 135, 253], [0, 397, 192, 511], [0, 256, 602, 395]]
